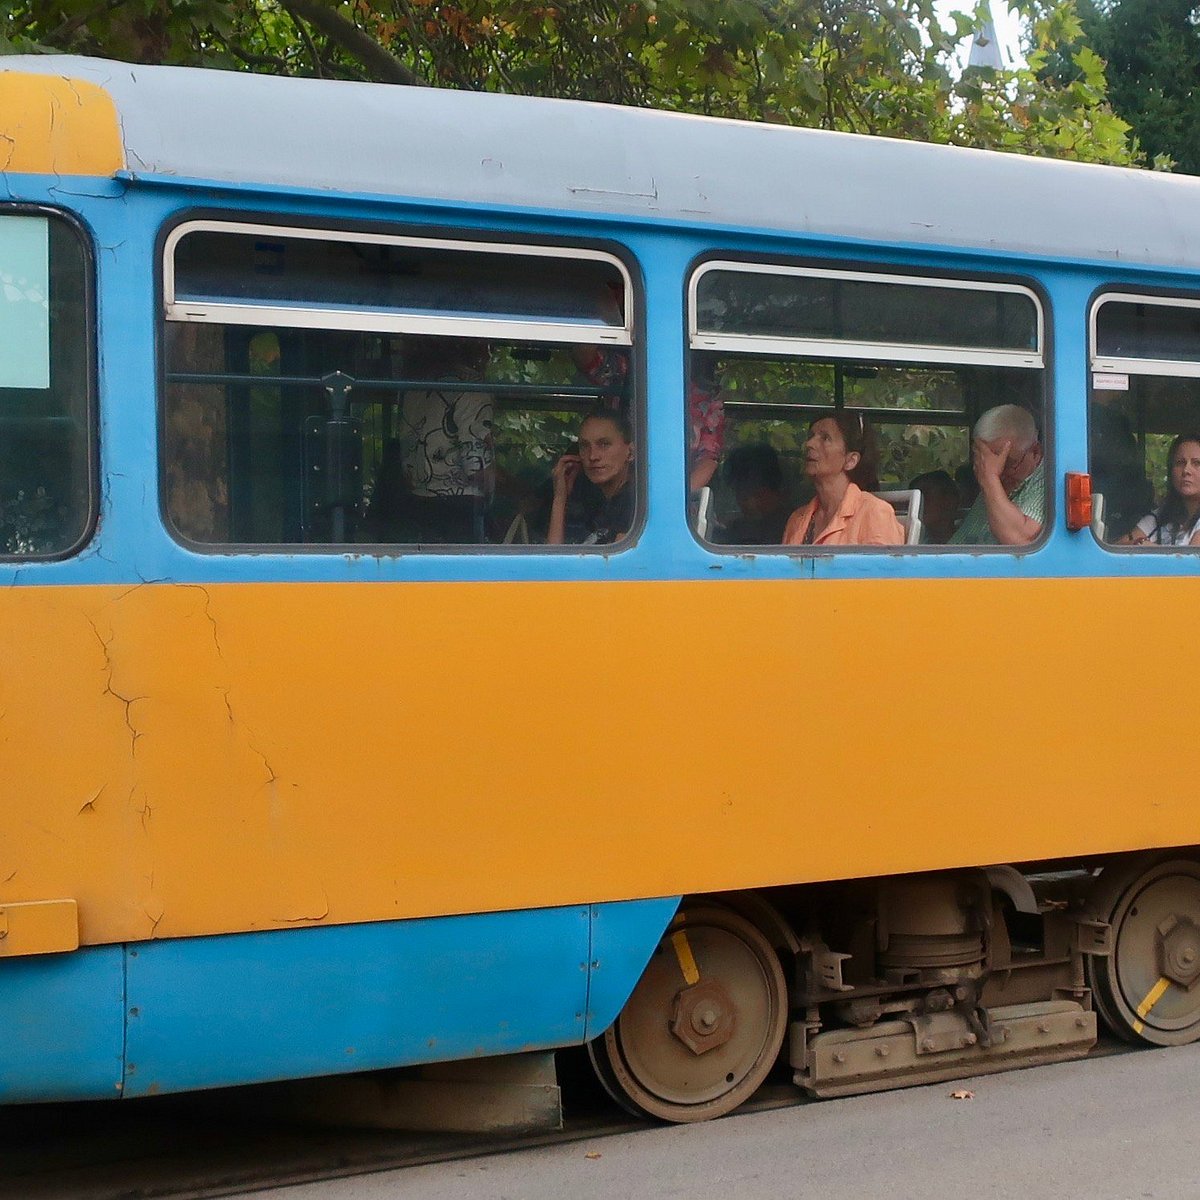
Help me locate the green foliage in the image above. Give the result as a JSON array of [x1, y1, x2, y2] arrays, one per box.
[[716, 358, 972, 501], [1069, 0, 1200, 173], [4, 0, 1143, 520], [4, 0, 1138, 165]]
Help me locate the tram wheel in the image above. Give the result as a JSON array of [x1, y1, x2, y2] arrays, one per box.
[[1088, 856, 1200, 1046], [588, 903, 788, 1123]]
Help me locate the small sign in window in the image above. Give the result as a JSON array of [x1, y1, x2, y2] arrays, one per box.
[[0, 216, 50, 389], [1092, 372, 1130, 391]]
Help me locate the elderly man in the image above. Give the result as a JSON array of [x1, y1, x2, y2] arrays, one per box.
[[950, 404, 1044, 546]]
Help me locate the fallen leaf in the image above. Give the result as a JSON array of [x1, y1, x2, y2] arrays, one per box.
[[585, 1152, 602, 1160], [949, 1089, 974, 1100]]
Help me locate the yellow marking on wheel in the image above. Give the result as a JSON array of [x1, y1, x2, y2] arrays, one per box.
[[1134, 975, 1171, 1031], [670, 931, 700, 986]]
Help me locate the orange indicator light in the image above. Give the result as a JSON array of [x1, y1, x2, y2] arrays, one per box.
[[1065, 472, 1093, 532]]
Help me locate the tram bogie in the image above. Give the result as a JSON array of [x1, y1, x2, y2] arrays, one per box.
[[595, 855, 1200, 1118]]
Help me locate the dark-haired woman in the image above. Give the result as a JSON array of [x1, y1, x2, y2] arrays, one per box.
[[1120, 433, 1200, 546], [547, 409, 635, 545], [782, 413, 904, 547]]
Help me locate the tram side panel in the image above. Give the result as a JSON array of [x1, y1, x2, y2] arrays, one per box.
[[1, 573, 1192, 948]]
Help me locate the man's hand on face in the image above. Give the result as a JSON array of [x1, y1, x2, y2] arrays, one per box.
[[972, 437, 1008, 490]]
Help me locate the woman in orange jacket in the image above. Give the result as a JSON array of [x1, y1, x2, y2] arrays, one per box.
[[782, 412, 904, 547]]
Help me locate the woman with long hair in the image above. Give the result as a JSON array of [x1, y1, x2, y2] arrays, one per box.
[[1120, 432, 1200, 546]]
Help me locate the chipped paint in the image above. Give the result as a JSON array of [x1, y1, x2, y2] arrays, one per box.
[[0, 73, 123, 177], [1, 574, 1198, 958]]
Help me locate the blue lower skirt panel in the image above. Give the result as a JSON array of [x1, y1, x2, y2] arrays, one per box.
[[118, 897, 679, 1099], [585, 897, 680, 1040], [0, 899, 678, 1102], [0, 946, 125, 1102]]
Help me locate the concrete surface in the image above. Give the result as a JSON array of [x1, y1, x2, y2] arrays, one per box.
[[243, 1044, 1199, 1200]]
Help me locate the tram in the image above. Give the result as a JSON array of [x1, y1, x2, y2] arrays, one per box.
[[3, 54, 1200, 1124]]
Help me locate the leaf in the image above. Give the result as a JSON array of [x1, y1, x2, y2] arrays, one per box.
[[949, 1088, 975, 1099]]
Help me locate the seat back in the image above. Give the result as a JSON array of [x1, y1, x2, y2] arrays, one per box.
[[875, 488, 923, 546], [695, 485, 713, 539]]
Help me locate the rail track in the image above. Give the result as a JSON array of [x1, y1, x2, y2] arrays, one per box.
[[1, 1040, 1137, 1200]]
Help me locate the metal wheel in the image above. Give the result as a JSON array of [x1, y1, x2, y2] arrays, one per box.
[[1088, 856, 1200, 1046], [588, 903, 788, 1123]]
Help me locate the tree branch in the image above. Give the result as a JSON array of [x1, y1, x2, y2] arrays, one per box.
[[289, 5, 327, 77], [278, 0, 427, 86], [226, 44, 297, 72], [42, 0, 128, 50]]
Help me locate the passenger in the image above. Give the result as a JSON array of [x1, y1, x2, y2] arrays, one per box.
[[1090, 398, 1153, 541], [782, 413, 904, 547], [949, 404, 1044, 546], [1119, 432, 1200, 546], [572, 344, 630, 406], [688, 354, 726, 495], [570, 280, 630, 409], [909, 469, 960, 544], [396, 336, 494, 543], [954, 461, 980, 510], [716, 443, 792, 544], [575, 348, 724, 495], [547, 409, 635, 545]]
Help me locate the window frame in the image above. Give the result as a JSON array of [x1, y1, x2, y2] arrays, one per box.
[[157, 212, 644, 556], [685, 254, 1052, 554], [0, 204, 98, 563], [163, 219, 634, 349], [1090, 291, 1200, 379], [689, 260, 1045, 371], [1087, 286, 1200, 552]]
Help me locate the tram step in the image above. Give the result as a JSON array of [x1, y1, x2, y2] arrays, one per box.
[[796, 1000, 1096, 1098]]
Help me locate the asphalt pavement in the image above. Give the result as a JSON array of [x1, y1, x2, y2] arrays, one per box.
[[243, 1042, 1199, 1200]]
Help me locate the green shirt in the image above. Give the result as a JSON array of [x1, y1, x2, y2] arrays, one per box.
[[950, 461, 1045, 545]]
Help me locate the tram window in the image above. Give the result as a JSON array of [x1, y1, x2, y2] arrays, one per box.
[[161, 223, 635, 550], [163, 327, 633, 547], [1090, 294, 1200, 546], [166, 224, 628, 338], [695, 269, 1039, 356], [688, 263, 1046, 549], [0, 213, 92, 558]]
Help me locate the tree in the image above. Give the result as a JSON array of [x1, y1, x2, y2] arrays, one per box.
[[3, 0, 1139, 165], [1076, 0, 1200, 172]]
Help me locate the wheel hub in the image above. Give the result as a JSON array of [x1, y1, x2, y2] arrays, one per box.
[[1088, 857, 1200, 1046], [588, 904, 789, 1121], [1158, 914, 1200, 989], [670, 979, 736, 1055]]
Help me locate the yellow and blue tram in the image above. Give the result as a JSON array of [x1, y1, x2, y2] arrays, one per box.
[[3, 55, 1200, 1121]]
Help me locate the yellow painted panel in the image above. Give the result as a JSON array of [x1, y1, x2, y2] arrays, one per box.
[[0, 73, 123, 176], [0, 575, 1196, 947], [0, 899, 79, 957]]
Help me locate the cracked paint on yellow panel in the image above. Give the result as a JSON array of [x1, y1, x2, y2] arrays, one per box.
[[0, 73, 123, 177], [0, 575, 1197, 949]]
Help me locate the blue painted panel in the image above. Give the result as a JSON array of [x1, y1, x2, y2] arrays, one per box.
[[124, 907, 592, 1096], [0, 946, 124, 1102], [9, 177, 1200, 589], [585, 897, 680, 1040]]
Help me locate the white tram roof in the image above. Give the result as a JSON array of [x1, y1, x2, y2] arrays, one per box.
[[6, 53, 1200, 270]]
